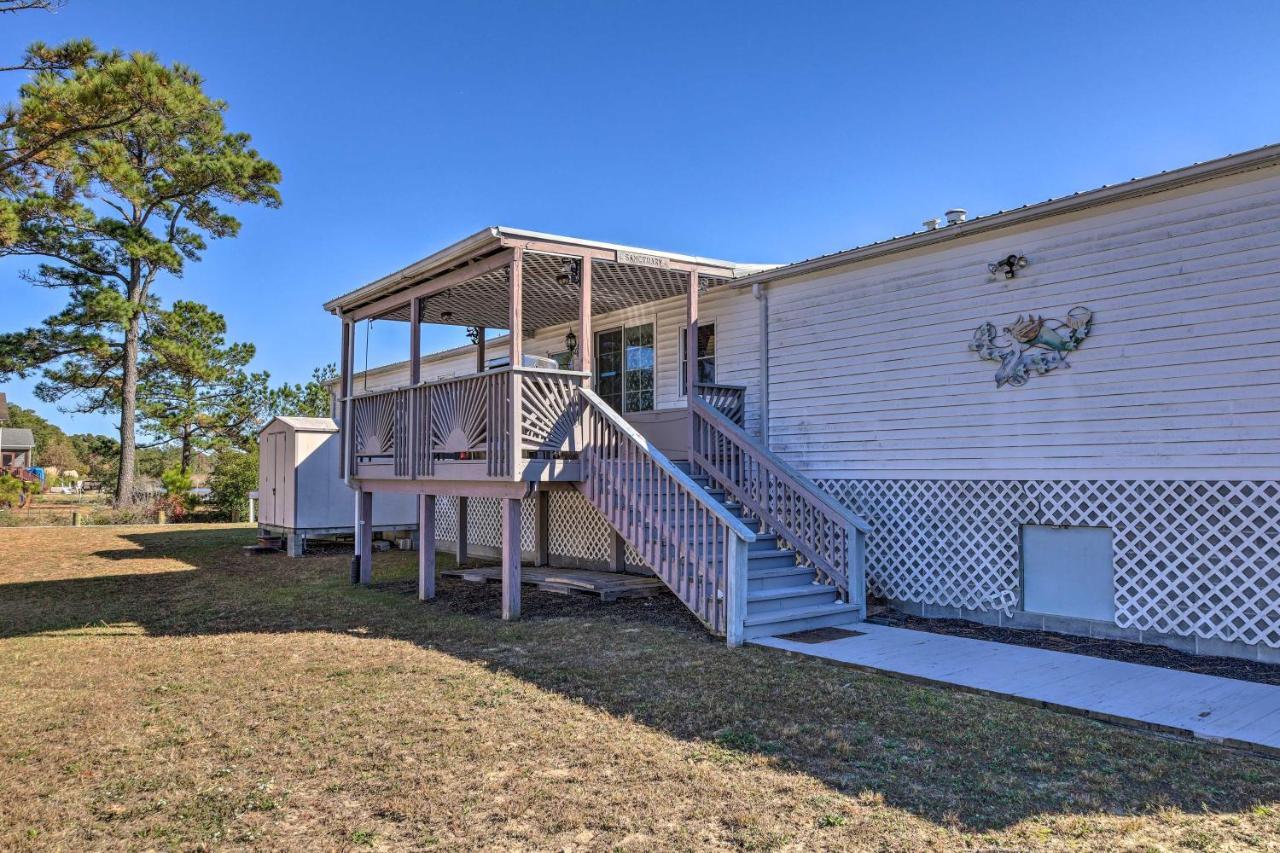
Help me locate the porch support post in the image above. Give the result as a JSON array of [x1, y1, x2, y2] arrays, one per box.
[[409, 298, 421, 477], [533, 490, 550, 567], [418, 493, 436, 600], [456, 496, 469, 564], [501, 496, 521, 620], [686, 270, 699, 461], [339, 318, 354, 481], [475, 327, 486, 372], [610, 530, 626, 573], [578, 257, 593, 384], [754, 282, 769, 444], [356, 489, 373, 585], [509, 249, 524, 478]]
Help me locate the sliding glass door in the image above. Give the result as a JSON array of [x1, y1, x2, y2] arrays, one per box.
[[595, 323, 654, 413]]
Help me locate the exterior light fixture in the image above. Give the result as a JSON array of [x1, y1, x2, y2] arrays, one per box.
[[988, 254, 1029, 279], [564, 330, 578, 355], [556, 259, 580, 288]]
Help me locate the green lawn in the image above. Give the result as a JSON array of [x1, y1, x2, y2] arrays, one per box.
[[0, 524, 1276, 850]]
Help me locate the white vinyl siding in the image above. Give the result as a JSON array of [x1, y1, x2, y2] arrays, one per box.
[[762, 169, 1280, 480]]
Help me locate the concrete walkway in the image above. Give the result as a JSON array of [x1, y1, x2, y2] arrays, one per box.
[[753, 623, 1280, 756]]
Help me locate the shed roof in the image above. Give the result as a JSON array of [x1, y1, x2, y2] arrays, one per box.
[[0, 427, 35, 449], [259, 416, 338, 436]]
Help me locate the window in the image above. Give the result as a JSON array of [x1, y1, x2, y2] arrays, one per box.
[[595, 322, 654, 412], [680, 322, 716, 395]]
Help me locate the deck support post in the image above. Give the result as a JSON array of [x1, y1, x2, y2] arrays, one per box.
[[286, 532, 304, 558], [356, 489, 373, 585], [534, 490, 550, 567], [610, 530, 626, 573], [501, 496, 521, 620], [509, 248, 524, 478], [456, 496, 469, 564], [578, 256, 593, 384], [418, 494, 436, 600], [475, 327, 486, 372], [339, 318, 354, 481], [409, 298, 421, 478], [686, 270, 699, 462]]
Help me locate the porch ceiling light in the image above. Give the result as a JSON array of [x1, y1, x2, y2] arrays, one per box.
[[988, 254, 1029, 279], [440, 310, 454, 322]]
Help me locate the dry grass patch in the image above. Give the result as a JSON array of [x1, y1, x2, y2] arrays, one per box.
[[0, 524, 1277, 850]]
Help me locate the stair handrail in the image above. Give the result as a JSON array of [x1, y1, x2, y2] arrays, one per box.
[[690, 395, 870, 600], [578, 387, 755, 644]]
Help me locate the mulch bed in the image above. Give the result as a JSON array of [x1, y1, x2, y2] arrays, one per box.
[[870, 608, 1280, 686]]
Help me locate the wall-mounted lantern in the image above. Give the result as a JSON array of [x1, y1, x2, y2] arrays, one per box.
[[988, 254, 1029, 279], [564, 330, 578, 355], [556, 259, 580, 288]]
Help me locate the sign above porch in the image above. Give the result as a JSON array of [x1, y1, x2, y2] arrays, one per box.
[[615, 249, 672, 270]]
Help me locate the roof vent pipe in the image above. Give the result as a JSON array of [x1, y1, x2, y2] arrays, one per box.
[[944, 208, 967, 225], [922, 218, 941, 231]]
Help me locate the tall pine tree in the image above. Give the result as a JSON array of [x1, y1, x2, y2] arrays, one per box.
[[0, 49, 280, 503]]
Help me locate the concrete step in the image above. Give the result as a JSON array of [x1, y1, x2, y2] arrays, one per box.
[[746, 584, 841, 613], [741, 601, 866, 640]]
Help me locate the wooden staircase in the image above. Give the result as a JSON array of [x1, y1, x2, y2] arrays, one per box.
[[680, 462, 865, 639], [574, 386, 870, 645]]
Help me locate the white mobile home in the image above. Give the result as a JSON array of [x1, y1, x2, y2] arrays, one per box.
[[319, 144, 1280, 659]]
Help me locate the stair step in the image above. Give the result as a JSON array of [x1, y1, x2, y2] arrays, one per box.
[[746, 584, 841, 613], [748, 567, 820, 591], [741, 601, 866, 640]]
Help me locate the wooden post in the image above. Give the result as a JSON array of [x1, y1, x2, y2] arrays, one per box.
[[533, 490, 550, 567], [725, 533, 748, 648], [357, 489, 373, 585], [610, 530, 626, 573], [501, 496, 521, 620], [509, 249, 524, 479], [456, 496, 469, 564], [409, 298, 421, 478], [475, 327, 487, 372], [340, 318, 354, 481], [418, 494, 436, 600], [579, 257, 593, 384], [686, 271, 699, 461]]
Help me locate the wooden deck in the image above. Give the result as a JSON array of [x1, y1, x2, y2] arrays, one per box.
[[443, 565, 665, 601]]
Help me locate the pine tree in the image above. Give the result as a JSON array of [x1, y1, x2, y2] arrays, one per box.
[[0, 48, 280, 503], [139, 300, 271, 474]]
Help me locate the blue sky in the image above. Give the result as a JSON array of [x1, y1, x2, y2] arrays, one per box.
[[3, 0, 1280, 435]]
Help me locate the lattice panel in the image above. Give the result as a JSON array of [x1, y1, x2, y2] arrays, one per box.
[[431, 491, 644, 568], [819, 478, 1280, 649]]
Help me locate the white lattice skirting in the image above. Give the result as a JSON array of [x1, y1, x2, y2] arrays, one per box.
[[434, 490, 642, 569], [817, 479, 1280, 650]]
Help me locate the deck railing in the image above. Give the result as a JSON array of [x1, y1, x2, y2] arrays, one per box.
[[690, 396, 870, 602], [694, 382, 746, 426], [346, 367, 587, 481], [578, 387, 756, 643]]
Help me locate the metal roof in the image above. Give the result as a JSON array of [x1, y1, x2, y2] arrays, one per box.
[[258, 416, 337, 436], [0, 427, 35, 449], [732, 142, 1280, 289]]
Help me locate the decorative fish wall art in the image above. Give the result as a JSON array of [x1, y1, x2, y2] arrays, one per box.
[[970, 306, 1093, 388]]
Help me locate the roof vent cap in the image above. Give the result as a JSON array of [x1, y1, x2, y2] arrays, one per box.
[[922, 218, 941, 231], [944, 208, 967, 225]]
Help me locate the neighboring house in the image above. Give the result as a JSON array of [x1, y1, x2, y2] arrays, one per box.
[[312, 143, 1280, 659], [0, 428, 35, 469]]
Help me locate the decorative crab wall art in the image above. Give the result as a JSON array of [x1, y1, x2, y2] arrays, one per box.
[[969, 306, 1093, 388]]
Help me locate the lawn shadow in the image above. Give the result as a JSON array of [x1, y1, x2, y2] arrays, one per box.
[[1, 525, 1277, 833]]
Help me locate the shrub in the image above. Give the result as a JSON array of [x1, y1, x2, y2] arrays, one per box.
[[0, 475, 23, 509], [208, 448, 257, 521]]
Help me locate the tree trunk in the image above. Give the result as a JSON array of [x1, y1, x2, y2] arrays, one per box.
[[180, 427, 191, 476], [115, 308, 141, 505]]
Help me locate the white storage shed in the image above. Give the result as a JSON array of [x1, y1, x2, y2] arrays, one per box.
[[257, 416, 418, 555]]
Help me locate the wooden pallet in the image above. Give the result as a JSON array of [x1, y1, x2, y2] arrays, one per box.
[[442, 565, 664, 602]]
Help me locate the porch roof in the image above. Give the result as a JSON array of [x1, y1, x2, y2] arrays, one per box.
[[323, 227, 774, 334]]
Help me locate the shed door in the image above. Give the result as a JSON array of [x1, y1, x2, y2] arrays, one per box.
[[261, 432, 284, 526]]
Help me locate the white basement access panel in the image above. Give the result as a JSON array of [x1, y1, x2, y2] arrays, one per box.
[[1021, 525, 1117, 623]]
